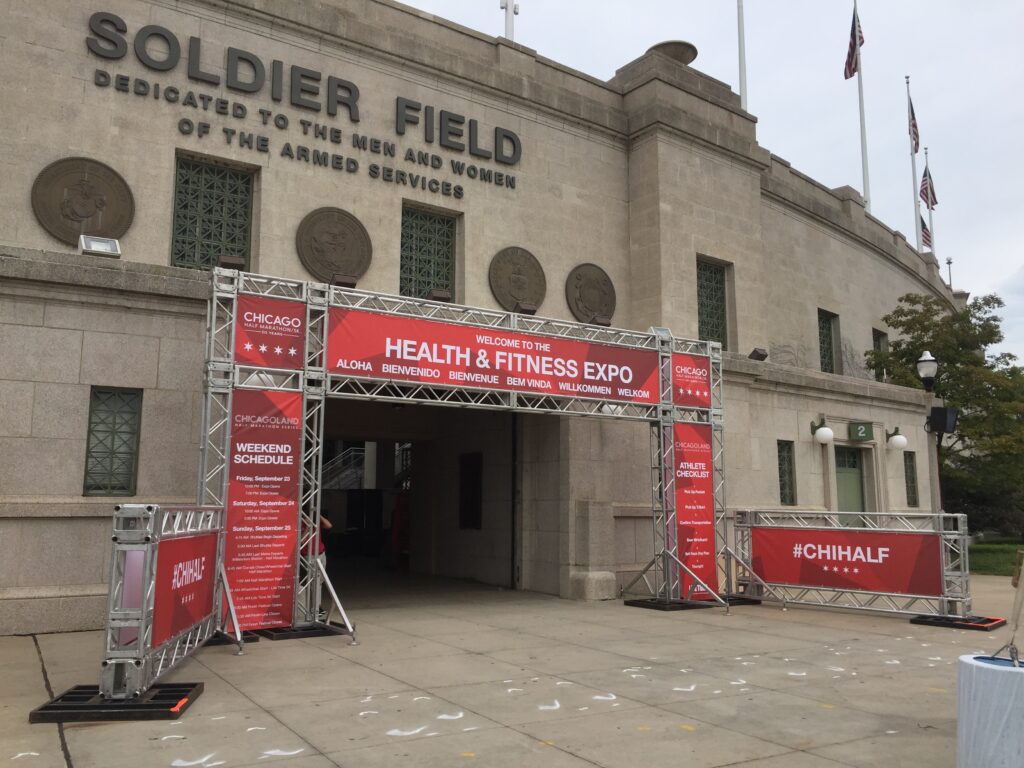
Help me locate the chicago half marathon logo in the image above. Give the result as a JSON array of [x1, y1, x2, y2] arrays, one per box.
[[791, 542, 890, 576], [171, 555, 207, 605], [241, 309, 303, 361], [674, 361, 710, 401]]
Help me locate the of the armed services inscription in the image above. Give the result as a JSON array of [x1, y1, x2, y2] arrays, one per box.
[[296, 208, 372, 284], [488, 247, 546, 312], [566, 263, 616, 324], [31, 157, 134, 246]]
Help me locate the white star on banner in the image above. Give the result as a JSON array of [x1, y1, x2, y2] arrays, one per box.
[[258, 344, 268, 353], [288, 347, 298, 356], [832, 566, 840, 573], [843, 567, 849, 573], [822, 565, 829, 572], [243, 342, 253, 351], [274, 346, 284, 355], [853, 568, 859, 574]]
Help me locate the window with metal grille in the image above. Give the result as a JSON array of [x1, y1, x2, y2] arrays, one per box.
[[818, 309, 838, 373], [171, 157, 253, 271], [697, 259, 728, 349], [84, 387, 143, 496], [400, 207, 456, 298], [904, 451, 919, 507], [777, 440, 796, 506], [872, 328, 889, 382], [459, 452, 483, 530]]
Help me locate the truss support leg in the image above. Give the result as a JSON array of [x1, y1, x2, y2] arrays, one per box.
[[317, 557, 357, 646], [219, 563, 244, 655]]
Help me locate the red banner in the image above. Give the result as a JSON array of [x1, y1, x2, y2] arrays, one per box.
[[672, 353, 711, 409], [327, 308, 661, 404], [225, 389, 302, 630], [234, 295, 306, 370], [151, 532, 219, 648], [674, 423, 718, 599], [750, 527, 944, 596]]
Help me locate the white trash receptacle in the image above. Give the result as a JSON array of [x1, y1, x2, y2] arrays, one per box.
[[958, 655, 1024, 767]]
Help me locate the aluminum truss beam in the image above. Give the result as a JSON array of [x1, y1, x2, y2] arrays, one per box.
[[733, 510, 971, 617], [100, 504, 235, 699], [202, 268, 726, 625]]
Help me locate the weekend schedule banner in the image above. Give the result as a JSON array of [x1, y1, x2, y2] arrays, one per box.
[[326, 307, 661, 404], [674, 422, 718, 599], [225, 389, 303, 630]]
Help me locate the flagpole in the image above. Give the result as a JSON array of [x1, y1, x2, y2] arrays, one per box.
[[855, 0, 871, 212], [906, 77, 922, 251], [924, 147, 937, 260], [737, 0, 748, 111]]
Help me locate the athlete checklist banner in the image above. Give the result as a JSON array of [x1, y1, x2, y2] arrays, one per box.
[[234, 295, 306, 370], [673, 422, 718, 599], [151, 532, 219, 648], [326, 308, 661, 404], [225, 389, 303, 630], [750, 527, 944, 596]]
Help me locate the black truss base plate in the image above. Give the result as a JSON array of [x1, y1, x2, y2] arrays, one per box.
[[256, 623, 350, 640], [909, 614, 1007, 632], [624, 598, 716, 611], [723, 595, 763, 606], [204, 630, 261, 646], [29, 683, 203, 723]]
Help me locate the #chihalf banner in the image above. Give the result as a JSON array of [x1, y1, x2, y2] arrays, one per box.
[[327, 307, 661, 404], [234, 294, 306, 370], [151, 532, 219, 648], [225, 389, 303, 630], [673, 422, 718, 599], [750, 527, 944, 596]]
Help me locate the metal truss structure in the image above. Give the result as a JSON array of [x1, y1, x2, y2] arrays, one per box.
[[622, 336, 729, 607], [200, 268, 729, 627], [733, 509, 972, 617], [100, 504, 237, 699]]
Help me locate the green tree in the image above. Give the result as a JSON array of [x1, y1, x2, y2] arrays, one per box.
[[865, 293, 1024, 532]]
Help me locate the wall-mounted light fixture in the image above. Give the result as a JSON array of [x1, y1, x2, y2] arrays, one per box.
[[79, 235, 121, 258], [330, 272, 357, 288], [748, 348, 768, 361], [885, 427, 908, 450], [810, 417, 834, 444]]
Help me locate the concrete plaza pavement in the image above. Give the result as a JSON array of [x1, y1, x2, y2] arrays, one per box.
[[2, 573, 1016, 767]]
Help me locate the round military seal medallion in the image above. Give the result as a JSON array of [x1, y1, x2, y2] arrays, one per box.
[[31, 157, 135, 246], [295, 207, 373, 283], [488, 246, 546, 312], [565, 263, 616, 324]]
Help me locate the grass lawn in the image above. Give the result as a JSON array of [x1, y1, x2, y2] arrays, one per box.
[[969, 542, 1023, 576]]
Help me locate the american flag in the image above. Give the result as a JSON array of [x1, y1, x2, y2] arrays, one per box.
[[908, 96, 920, 154], [844, 8, 865, 80], [921, 216, 932, 249], [920, 166, 938, 209]]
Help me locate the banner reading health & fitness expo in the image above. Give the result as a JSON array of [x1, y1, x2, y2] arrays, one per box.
[[674, 422, 718, 599], [327, 308, 661, 403], [225, 389, 303, 630]]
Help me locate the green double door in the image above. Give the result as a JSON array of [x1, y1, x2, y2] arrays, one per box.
[[835, 446, 866, 514]]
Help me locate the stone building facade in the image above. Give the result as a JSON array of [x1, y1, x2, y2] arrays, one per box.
[[0, 0, 951, 633]]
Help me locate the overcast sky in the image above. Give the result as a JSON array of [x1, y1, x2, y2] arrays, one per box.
[[399, 0, 1024, 363]]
